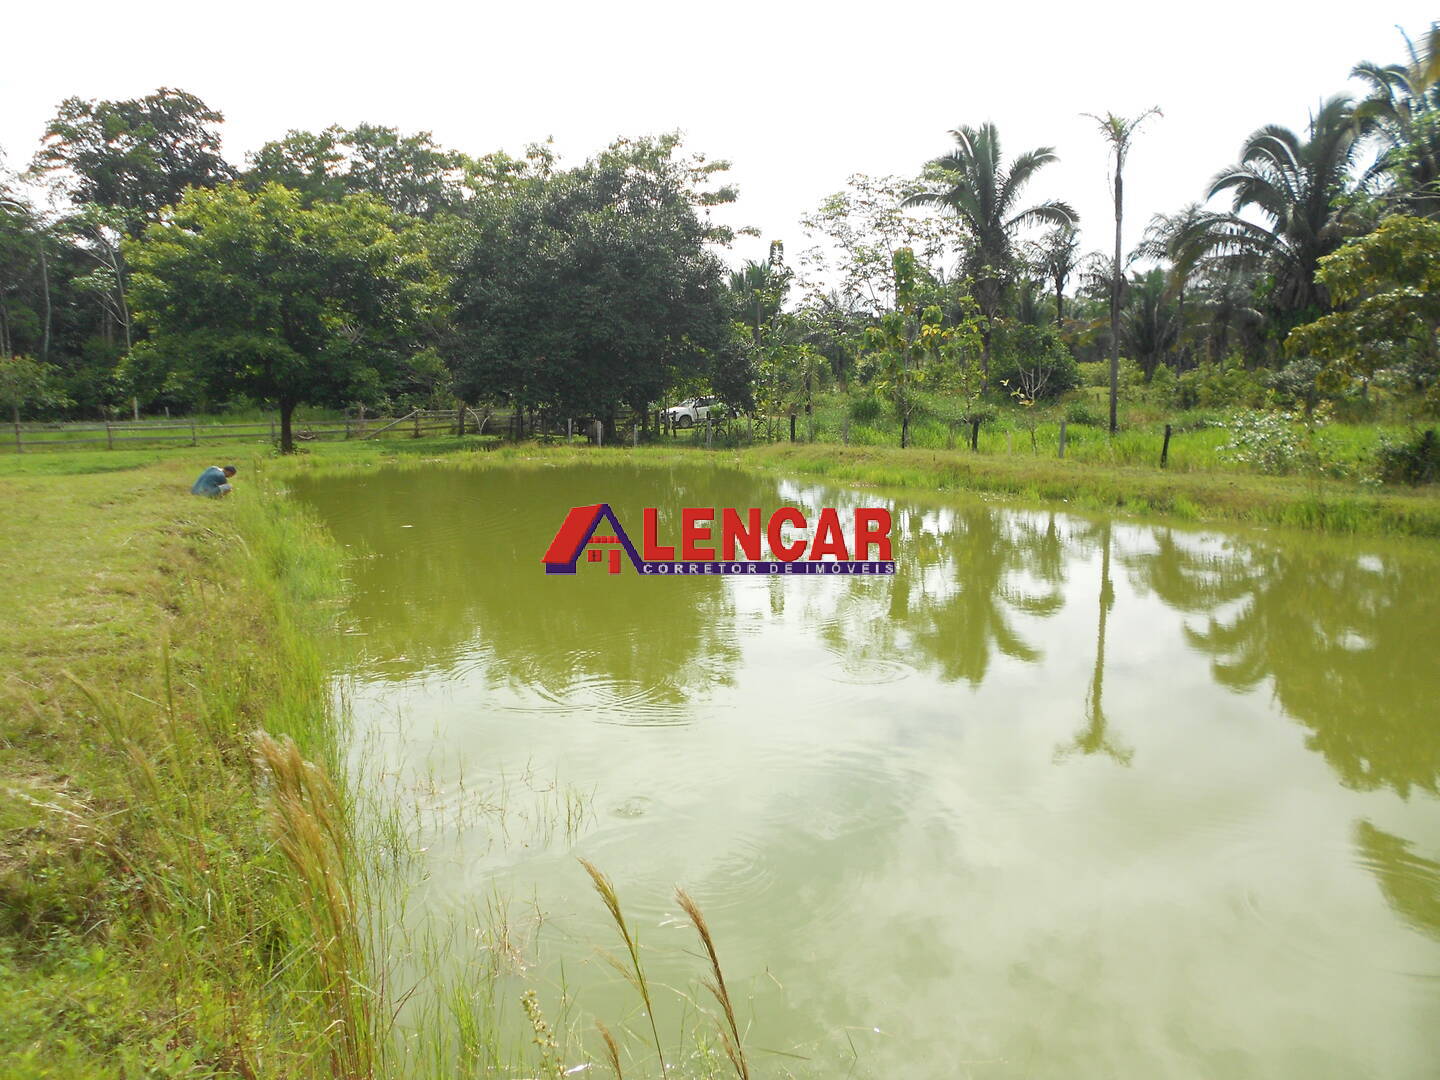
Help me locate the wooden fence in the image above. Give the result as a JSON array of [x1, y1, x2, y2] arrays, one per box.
[[6, 404, 715, 453], [5, 408, 510, 453]]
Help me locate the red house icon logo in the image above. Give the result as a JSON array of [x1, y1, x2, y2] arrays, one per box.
[[541, 503, 645, 575]]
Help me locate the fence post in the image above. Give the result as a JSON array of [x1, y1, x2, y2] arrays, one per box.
[[191, 419, 197, 446], [414, 410, 422, 439], [1058, 420, 1067, 459], [14, 421, 22, 454], [132, 397, 139, 422], [632, 423, 638, 448], [358, 403, 366, 438], [105, 421, 113, 450], [566, 417, 572, 441], [595, 420, 603, 448], [270, 418, 276, 443], [345, 417, 352, 440], [1160, 424, 1173, 468]]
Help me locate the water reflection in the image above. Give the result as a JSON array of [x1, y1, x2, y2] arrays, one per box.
[[293, 462, 1440, 1078], [1122, 527, 1440, 797]]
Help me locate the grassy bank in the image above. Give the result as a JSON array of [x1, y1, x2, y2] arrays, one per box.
[[0, 454, 362, 1077], [735, 442, 1440, 538], [3, 428, 1436, 1075]]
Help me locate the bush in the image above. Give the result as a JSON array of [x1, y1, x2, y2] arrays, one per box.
[[1372, 428, 1440, 485], [990, 323, 1079, 400], [1219, 410, 1304, 475], [1170, 359, 1267, 410], [847, 395, 884, 424], [1064, 400, 1104, 426]]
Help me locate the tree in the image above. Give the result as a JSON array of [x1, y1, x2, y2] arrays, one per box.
[[1286, 214, 1440, 394], [126, 183, 442, 451], [861, 248, 981, 448], [1120, 268, 1181, 378], [245, 124, 471, 218], [903, 123, 1077, 381], [35, 88, 231, 229], [444, 135, 737, 426], [799, 173, 954, 313], [1027, 224, 1080, 326], [728, 241, 791, 346], [1087, 107, 1161, 433], [0, 188, 53, 363], [0, 354, 70, 427], [1354, 24, 1440, 218], [1180, 97, 1361, 329]]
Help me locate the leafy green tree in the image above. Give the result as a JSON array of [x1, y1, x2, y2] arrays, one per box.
[[0, 188, 53, 363], [35, 88, 231, 229], [126, 183, 442, 451], [245, 124, 471, 218], [0, 354, 70, 426], [862, 248, 981, 447], [903, 124, 1077, 380], [1286, 214, 1440, 396], [444, 135, 737, 425], [799, 173, 954, 313]]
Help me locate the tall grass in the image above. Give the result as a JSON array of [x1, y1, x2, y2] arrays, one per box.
[[580, 858, 670, 1079]]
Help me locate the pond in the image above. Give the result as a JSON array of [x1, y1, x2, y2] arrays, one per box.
[[293, 459, 1440, 1079]]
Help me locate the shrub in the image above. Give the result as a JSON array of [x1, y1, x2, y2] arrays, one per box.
[[990, 323, 1079, 399], [1372, 428, 1440, 485], [1219, 410, 1304, 474], [847, 395, 884, 424], [1064, 400, 1104, 426], [1171, 358, 1267, 410]]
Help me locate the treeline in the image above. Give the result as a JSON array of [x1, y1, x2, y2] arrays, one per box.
[[0, 99, 749, 449], [741, 24, 1440, 442], [2, 24, 1439, 452]]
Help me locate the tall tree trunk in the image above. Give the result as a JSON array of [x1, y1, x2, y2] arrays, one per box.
[[1055, 277, 1064, 327], [37, 241, 51, 364], [1109, 169, 1123, 435], [981, 321, 993, 386], [279, 399, 296, 454]]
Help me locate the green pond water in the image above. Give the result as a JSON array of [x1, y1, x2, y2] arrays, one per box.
[[293, 460, 1440, 1079]]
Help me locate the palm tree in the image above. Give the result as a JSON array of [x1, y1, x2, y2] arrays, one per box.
[[1354, 24, 1440, 217], [727, 240, 791, 346], [1180, 96, 1361, 323], [1026, 224, 1080, 326], [1087, 107, 1161, 434], [1120, 268, 1180, 378], [903, 123, 1077, 380]]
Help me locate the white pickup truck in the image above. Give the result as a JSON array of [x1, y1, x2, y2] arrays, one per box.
[[663, 396, 727, 428]]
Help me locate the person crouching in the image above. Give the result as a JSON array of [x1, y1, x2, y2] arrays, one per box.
[[191, 464, 237, 497]]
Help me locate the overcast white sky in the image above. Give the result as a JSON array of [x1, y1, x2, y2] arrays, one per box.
[[3, 1, 1434, 275]]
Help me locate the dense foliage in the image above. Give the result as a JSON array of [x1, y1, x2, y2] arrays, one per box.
[[2, 23, 1439, 476]]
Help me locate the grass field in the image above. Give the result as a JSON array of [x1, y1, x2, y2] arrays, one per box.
[[2, 427, 1437, 1077], [0, 448, 360, 1077]]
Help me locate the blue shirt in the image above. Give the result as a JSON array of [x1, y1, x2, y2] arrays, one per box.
[[191, 466, 229, 496]]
